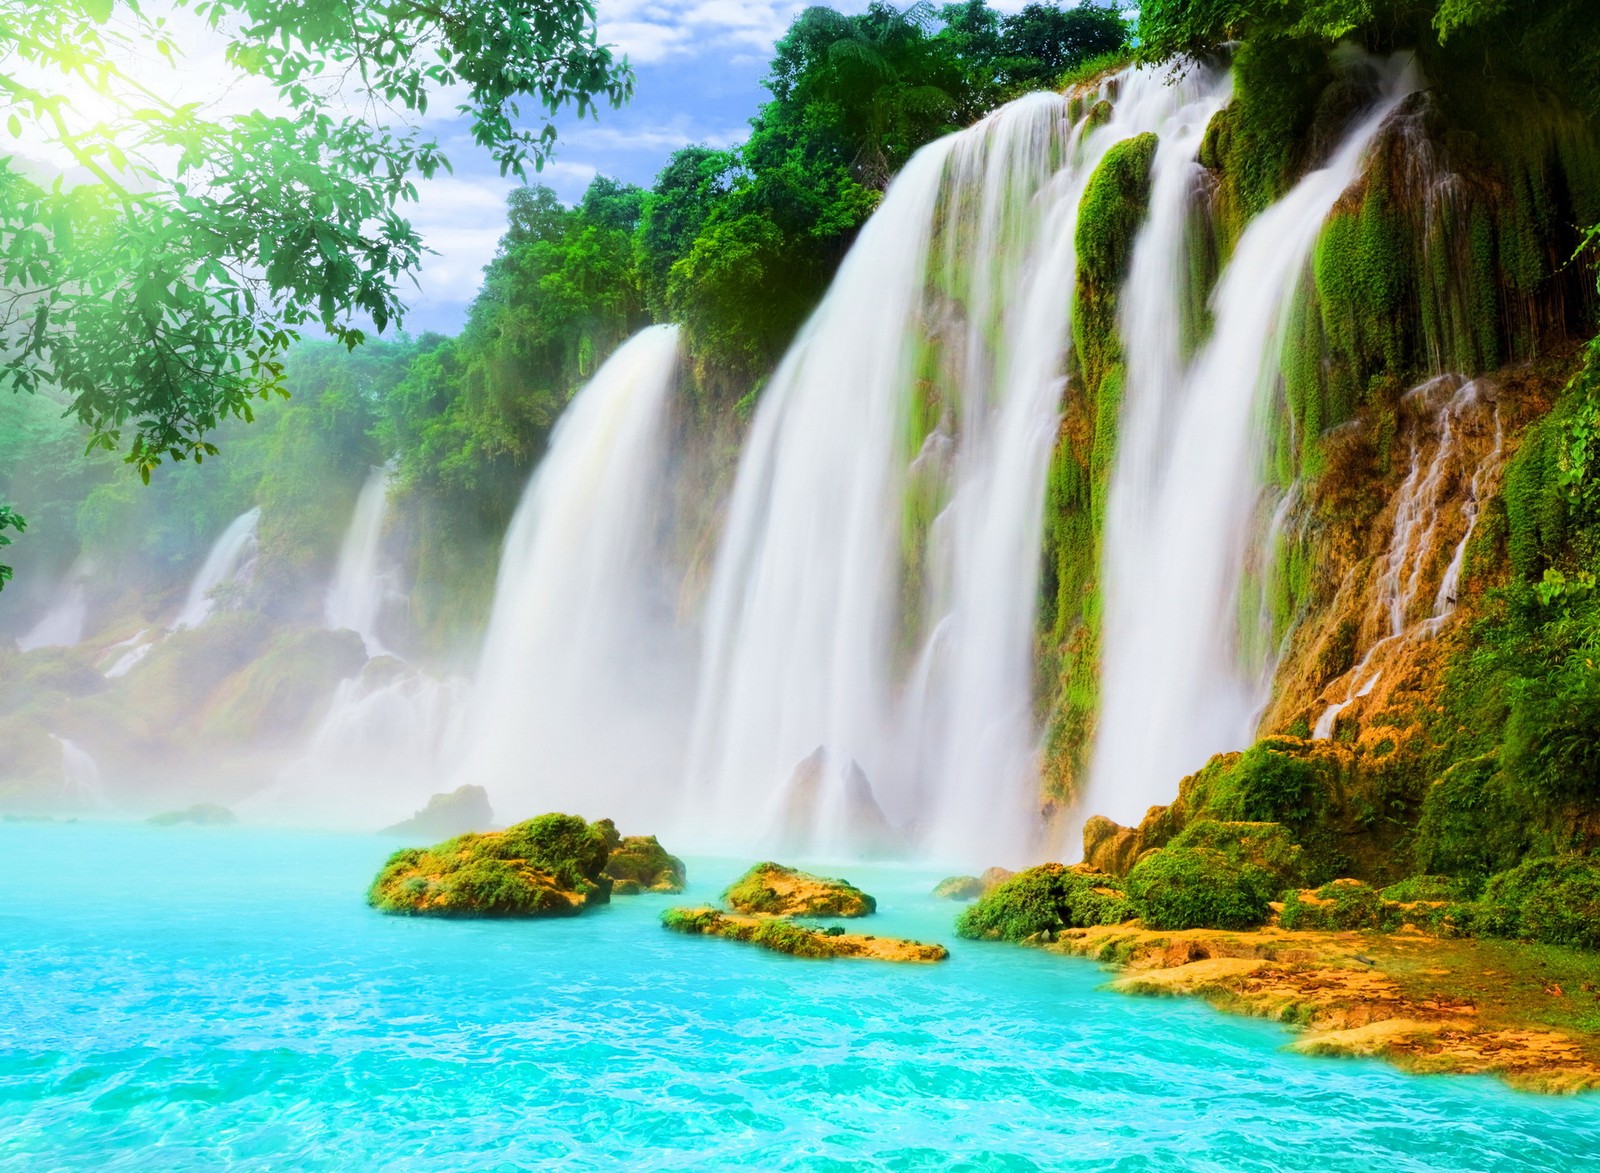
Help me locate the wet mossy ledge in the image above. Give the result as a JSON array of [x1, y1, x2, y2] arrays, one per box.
[[663, 862, 948, 963], [367, 814, 685, 918], [662, 907, 949, 964]]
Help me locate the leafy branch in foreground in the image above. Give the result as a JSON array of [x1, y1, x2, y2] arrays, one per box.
[[0, 0, 632, 489], [0, 502, 23, 589]]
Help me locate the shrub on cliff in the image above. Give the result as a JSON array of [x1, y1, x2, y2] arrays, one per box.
[[1125, 848, 1275, 931], [1470, 854, 1600, 950], [955, 863, 1130, 941]]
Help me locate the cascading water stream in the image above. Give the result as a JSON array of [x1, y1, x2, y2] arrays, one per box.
[[1083, 55, 1420, 826], [18, 561, 89, 651], [451, 324, 688, 826], [171, 507, 261, 631], [1312, 376, 1504, 738], [324, 465, 396, 656], [688, 67, 1237, 864]]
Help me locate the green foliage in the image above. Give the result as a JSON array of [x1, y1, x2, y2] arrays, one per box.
[[1125, 847, 1276, 930], [1168, 819, 1306, 889], [367, 812, 620, 917], [1471, 854, 1600, 950], [0, 503, 22, 589], [1412, 754, 1530, 881], [954, 862, 1131, 941], [1208, 743, 1324, 826], [602, 836, 687, 894], [0, 0, 631, 512], [1279, 880, 1397, 931], [723, 861, 876, 917]]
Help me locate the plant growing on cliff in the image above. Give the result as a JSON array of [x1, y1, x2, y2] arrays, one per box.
[[955, 863, 1130, 941]]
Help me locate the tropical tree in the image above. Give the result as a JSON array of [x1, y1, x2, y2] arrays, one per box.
[[0, 0, 632, 586]]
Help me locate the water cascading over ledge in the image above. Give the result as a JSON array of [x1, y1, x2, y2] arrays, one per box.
[[1079, 53, 1421, 832], [686, 65, 1245, 865]]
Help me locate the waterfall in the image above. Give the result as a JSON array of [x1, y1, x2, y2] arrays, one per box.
[[687, 67, 1234, 864], [1084, 54, 1420, 825], [18, 578, 87, 652], [1312, 375, 1503, 738], [451, 324, 687, 826], [325, 465, 395, 656], [54, 736, 109, 809], [171, 507, 260, 631]]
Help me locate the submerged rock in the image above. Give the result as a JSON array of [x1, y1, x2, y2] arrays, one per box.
[[931, 875, 985, 901], [604, 834, 687, 894], [661, 906, 947, 963], [148, 804, 237, 826], [724, 861, 876, 918], [368, 812, 618, 918], [382, 784, 494, 839]]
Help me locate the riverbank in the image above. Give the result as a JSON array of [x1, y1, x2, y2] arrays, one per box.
[[1045, 922, 1600, 1093]]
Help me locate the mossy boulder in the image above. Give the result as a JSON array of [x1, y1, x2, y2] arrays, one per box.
[[1168, 819, 1305, 890], [662, 906, 947, 963], [931, 875, 985, 901], [148, 804, 237, 826], [1280, 879, 1399, 932], [603, 835, 687, 894], [382, 784, 494, 839], [1470, 854, 1600, 950], [1124, 847, 1275, 931], [723, 862, 875, 917], [367, 812, 618, 918], [955, 863, 1131, 942]]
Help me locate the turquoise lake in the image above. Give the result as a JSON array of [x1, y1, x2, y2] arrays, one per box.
[[3, 821, 1599, 1170]]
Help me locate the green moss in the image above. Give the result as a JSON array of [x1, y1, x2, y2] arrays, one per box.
[[603, 835, 687, 894], [723, 861, 875, 917], [1168, 819, 1305, 890], [1412, 754, 1530, 882], [1279, 880, 1399, 932], [367, 813, 619, 917], [1125, 847, 1275, 931], [954, 863, 1130, 941], [1471, 854, 1600, 950]]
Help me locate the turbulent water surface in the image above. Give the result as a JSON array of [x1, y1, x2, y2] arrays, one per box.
[[3, 822, 1598, 1171]]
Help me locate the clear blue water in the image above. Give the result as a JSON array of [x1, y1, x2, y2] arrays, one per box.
[[3, 823, 1599, 1171]]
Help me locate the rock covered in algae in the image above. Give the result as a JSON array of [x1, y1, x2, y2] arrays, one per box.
[[147, 804, 237, 826], [368, 812, 621, 918], [381, 784, 494, 839], [661, 907, 947, 963], [723, 861, 876, 918], [956, 863, 1132, 941], [603, 834, 687, 894], [931, 875, 985, 901]]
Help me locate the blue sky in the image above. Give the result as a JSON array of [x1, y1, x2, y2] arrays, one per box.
[[404, 1, 1044, 333]]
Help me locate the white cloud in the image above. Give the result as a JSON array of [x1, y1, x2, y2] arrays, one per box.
[[597, 1, 813, 64]]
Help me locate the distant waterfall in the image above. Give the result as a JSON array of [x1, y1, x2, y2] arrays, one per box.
[[325, 465, 395, 656], [171, 507, 260, 631], [687, 68, 1236, 864], [452, 324, 687, 825], [54, 736, 108, 809], [1081, 56, 1420, 826], [18, 563, 89, 651]]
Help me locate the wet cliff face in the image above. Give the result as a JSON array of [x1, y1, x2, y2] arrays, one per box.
[[1052, 38, 1600, 877]]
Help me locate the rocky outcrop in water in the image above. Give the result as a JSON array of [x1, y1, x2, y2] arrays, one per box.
[[662, 906, 947, 963], [603, 834, 686, 894], [381, 784, 494, 839], [724, 861, 876, 917], [368, 812, 620, 918], [148, 804, 237, 826]]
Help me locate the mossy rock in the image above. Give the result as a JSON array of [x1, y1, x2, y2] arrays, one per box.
[[604, 835, 686, 895], [1168, 819, 1305, 890], [661, 906, 947, 963], [382, 785, 494, 839], [931, 875, 984, 901], [723, 862, 875, 918], [367, 812, 618, 918], [1280, 879, 1400, 932], [955, 862, 1131, 942], [1125, 847, 1275, 931], [1468, 854, 1600, 950], [148, 804, 237, 826]]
